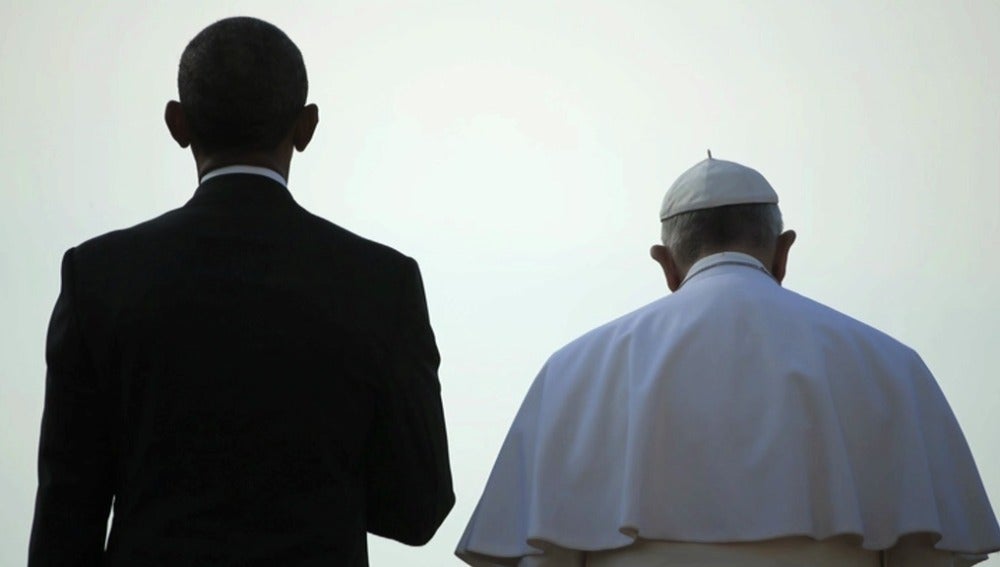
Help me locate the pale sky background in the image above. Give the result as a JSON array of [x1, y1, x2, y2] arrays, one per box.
[[1, 1, 998, 565]]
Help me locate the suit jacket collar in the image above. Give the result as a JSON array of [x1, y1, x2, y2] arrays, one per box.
[[185, 173, 297, 210]]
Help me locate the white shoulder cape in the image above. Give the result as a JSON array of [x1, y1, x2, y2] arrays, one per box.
[[457, 257, 1000, 565]]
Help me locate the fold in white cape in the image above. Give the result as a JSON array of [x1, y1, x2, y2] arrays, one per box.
[[457, 253, 1000, 565]]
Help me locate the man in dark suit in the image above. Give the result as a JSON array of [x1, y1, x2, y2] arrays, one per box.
[[29, 16, 454, 566]]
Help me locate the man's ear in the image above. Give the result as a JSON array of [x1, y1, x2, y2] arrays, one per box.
[[650, 244, 684, 292], [771, 230, 796, 284], [292, 104, 319, 152], [164, 101, 192, 149]]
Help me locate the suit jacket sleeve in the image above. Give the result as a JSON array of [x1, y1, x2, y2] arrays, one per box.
[[365, 257, 455, 545], [29, 248, 115, 566]]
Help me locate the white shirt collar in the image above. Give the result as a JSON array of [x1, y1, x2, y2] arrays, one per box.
[[680, 251, 774, 287], [199, 165, 287, 187]]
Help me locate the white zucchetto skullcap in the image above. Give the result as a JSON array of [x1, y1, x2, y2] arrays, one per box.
[[660, 152, 779, 221]]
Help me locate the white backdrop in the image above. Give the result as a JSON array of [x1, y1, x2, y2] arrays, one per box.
[[1, 1, 997, 565]]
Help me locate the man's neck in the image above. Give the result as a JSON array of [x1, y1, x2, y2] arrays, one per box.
[[194, 149, 292, 183]]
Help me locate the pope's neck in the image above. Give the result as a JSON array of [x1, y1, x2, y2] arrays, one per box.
[[679, 251, 773, 287]]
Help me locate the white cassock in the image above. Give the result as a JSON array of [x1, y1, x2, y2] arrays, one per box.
[[456, 252, 1000, 566]]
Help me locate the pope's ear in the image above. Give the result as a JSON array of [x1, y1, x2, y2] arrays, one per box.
[[164, 101, 191, 148], [771, 230, 796, 284], [650, 245, 683, 292]]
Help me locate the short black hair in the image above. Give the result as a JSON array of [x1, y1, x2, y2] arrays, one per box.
[[661, 203, 783, 268], [178, 17, 308, 153]]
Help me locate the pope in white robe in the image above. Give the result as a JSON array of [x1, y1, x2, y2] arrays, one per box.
[[456, 155, 1000, 566]]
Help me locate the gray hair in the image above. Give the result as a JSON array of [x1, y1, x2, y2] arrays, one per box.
[[660, 203, 784, 268]]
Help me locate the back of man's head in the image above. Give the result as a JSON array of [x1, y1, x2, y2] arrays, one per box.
[[178, 17, 307, 154], [657, 156, 786, 270]]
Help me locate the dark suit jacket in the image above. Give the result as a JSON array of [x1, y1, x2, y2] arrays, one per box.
[[29, 174, 454, 566]]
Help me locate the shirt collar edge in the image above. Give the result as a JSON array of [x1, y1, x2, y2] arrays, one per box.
[[199, 165, 288, 187]]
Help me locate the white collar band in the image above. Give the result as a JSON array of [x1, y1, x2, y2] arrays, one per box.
[[200, 165, 287, 187]]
